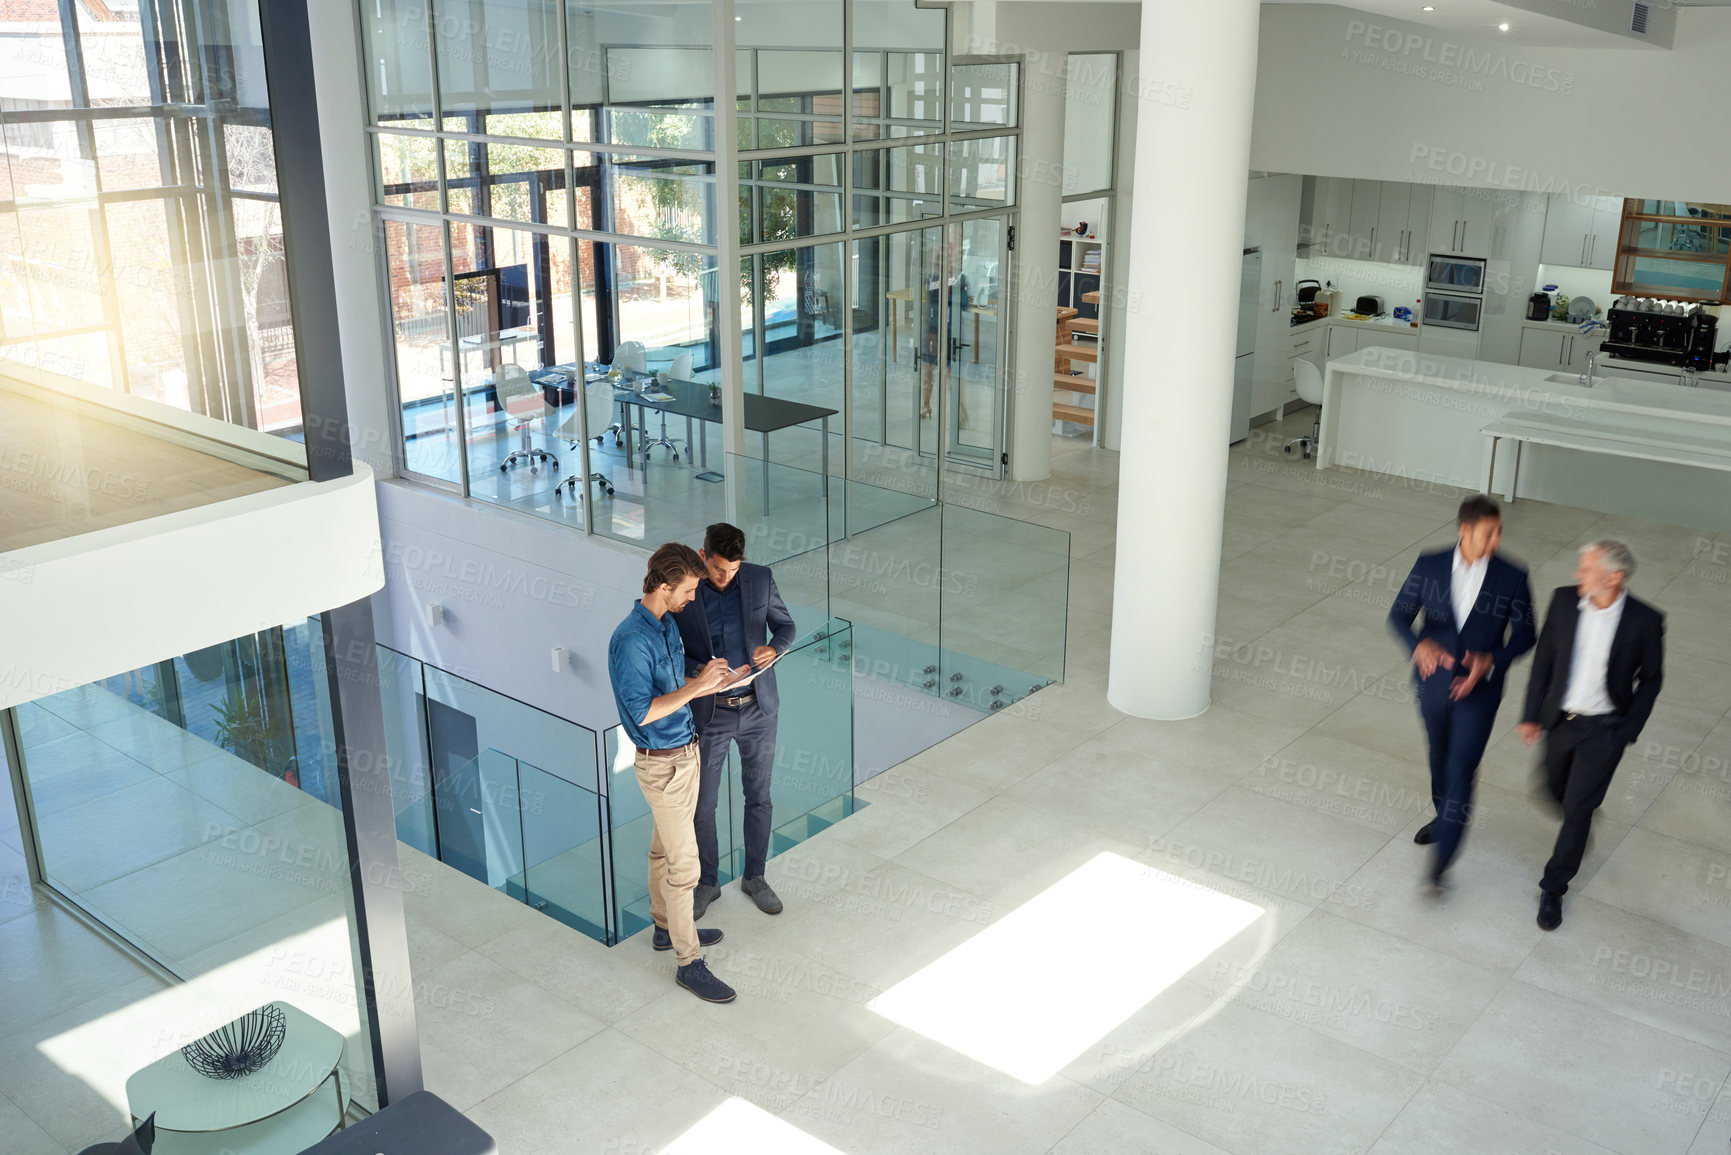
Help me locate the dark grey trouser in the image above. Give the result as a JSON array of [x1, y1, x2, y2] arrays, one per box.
[[696, 698, 777, 886]]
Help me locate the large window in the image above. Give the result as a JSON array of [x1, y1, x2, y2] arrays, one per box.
[[0, 0, 306, 435], [1612, 200, 1731, 302]]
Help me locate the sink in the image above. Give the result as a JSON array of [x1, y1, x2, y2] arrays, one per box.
[[1542, 373, 1584, 385]]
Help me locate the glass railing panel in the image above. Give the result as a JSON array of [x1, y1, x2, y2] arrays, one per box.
[[938, 504, 1069, 709], [431, 748, 526, 892], [517, 758, 608, 943], [727, 452, 832, 639], [604, 724, 655, 941], [721, 623, 856, 881], [830, 499, 942, 694], [375, 647, 436, 858]]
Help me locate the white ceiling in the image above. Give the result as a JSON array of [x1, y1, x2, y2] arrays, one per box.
[[1258, 0, 1626, 47], [1009, 0, 1675, 49]]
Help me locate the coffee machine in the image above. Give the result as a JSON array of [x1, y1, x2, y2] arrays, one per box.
[[1602, 300, 1722, 370]]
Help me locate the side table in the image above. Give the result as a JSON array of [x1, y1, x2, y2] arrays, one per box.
[[125, 1002, 348, 1155]]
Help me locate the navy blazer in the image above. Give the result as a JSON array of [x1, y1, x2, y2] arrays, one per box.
[[1387, 548, 1536, 698], [1522, 586, 1664, 746], [673, 562, 797, 729]]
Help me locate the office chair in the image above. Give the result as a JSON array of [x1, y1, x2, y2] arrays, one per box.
[[554, 375, 617, 501], [642, 351, 693, 463], [1283, 359, 1325, 460], [496, 364, 559, 473], [593, 340, 647, 449]]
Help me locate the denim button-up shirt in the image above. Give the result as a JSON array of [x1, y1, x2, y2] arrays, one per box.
[[608, 601, 695, 750]]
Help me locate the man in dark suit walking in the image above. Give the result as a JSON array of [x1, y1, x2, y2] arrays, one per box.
[[674, 523, 798, 919], [1518, 540, 1664, 930], [1389, 495, 1536, 887]]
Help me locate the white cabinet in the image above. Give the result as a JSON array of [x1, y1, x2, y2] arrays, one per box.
[[1399, 185, 1431, 266], [1246, 174, 1303, 418], [1347, 179, 1382, 262], [1428, 187, 1495, 257], [1540, 194, 1623, 270], [1301, 176, 1354, 256], [1375, 182, 1409, 264], [1517, 326, 1601, 371], [1288, 325, 1323, 398], [1327, 325, 1420, 360], [1361, 328, 1419, 355], [1588, 199, 1622, 269]]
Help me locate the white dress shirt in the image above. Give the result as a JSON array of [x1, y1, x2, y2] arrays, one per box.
[[1450, 547, 1490, 632], [1561, 593, 1626, 716]]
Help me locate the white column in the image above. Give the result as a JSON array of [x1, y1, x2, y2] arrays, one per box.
[[1007, 46, 1063, 483], [1106, 0, 1260, 720]]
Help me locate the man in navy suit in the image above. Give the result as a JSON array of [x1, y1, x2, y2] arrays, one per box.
[[1388, 495, 1536, 887], [674, 523, 798, 919]]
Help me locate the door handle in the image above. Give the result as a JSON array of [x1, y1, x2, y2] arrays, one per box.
[[1454, 220, 1462, 251], [1460, 220, 1468, 252], [1368, 227, 1375, 259], [1588, 234, 1595, 265], [1273, 280, 1281, 312]]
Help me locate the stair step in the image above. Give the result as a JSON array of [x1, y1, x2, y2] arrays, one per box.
[[1056, 306, 1081, 321], [1055, 342, 1098, 363], [1082, 289, 1100, 305], [1053, 373, 1097, 394], [1069, 317, 1099, 334], [1053, 402, 1096, 425]]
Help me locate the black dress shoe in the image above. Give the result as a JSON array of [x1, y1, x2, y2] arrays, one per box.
[[1413, 822, 1436, 845], [1537, 892, 1562, 931], [652, 925, 724, 951]]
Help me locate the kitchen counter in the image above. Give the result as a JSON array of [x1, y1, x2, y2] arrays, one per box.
[[1318, 347, 1731, 533]]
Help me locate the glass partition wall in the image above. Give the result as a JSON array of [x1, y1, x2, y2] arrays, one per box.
[[368, 0, 1025, 552], [6, 622, 381, 1110]]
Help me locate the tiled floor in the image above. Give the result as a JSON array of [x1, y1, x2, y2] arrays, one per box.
[[447, 414, 1731, 1155], [8, 412, 1731, 1153]]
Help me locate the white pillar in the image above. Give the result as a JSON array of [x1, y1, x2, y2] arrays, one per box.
[[1007, 46, 1063, 484], [1106, 0, 1260, 720]]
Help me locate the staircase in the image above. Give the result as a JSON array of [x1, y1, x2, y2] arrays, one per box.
[[1054, 306, 1098, 427]]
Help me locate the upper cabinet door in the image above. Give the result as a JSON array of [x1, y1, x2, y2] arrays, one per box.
[[1376, 182, 1411, 264], [1540, 193, 1597, 267], [1401, 186, 1432, 266], [1428, 187, 1464, 254], [1457, 192, 1494, 258], [1347, 179, 1382, 262], [1302, 176, 1354, 256], [1586, 197, 1623, 270]]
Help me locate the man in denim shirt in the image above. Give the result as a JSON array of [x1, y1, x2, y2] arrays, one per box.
[[608, 543, 736, 1003]]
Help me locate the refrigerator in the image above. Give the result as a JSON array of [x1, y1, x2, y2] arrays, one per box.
[[1230, 249, 1261, 443]]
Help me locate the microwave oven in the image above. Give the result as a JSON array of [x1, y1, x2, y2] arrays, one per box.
[[1423, 290, 1484, 332], [1426, 253, 1487, 295]]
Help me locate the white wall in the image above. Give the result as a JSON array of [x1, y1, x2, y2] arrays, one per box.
[[1252, 5, 1731, 203], [369, 482, 648, 737]]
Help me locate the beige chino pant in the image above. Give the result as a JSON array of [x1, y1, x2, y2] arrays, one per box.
[[634, 741, 702, 965]]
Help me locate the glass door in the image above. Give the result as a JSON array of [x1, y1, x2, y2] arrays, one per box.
[[943, 216, 1008, 473]]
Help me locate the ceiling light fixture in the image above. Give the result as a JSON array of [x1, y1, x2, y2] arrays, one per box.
[[1422, 5, 1434, 9], [1498, 21, 1510, 30]]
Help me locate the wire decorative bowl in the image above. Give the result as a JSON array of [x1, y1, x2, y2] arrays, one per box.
[[181, 1005, 287, 1079]]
